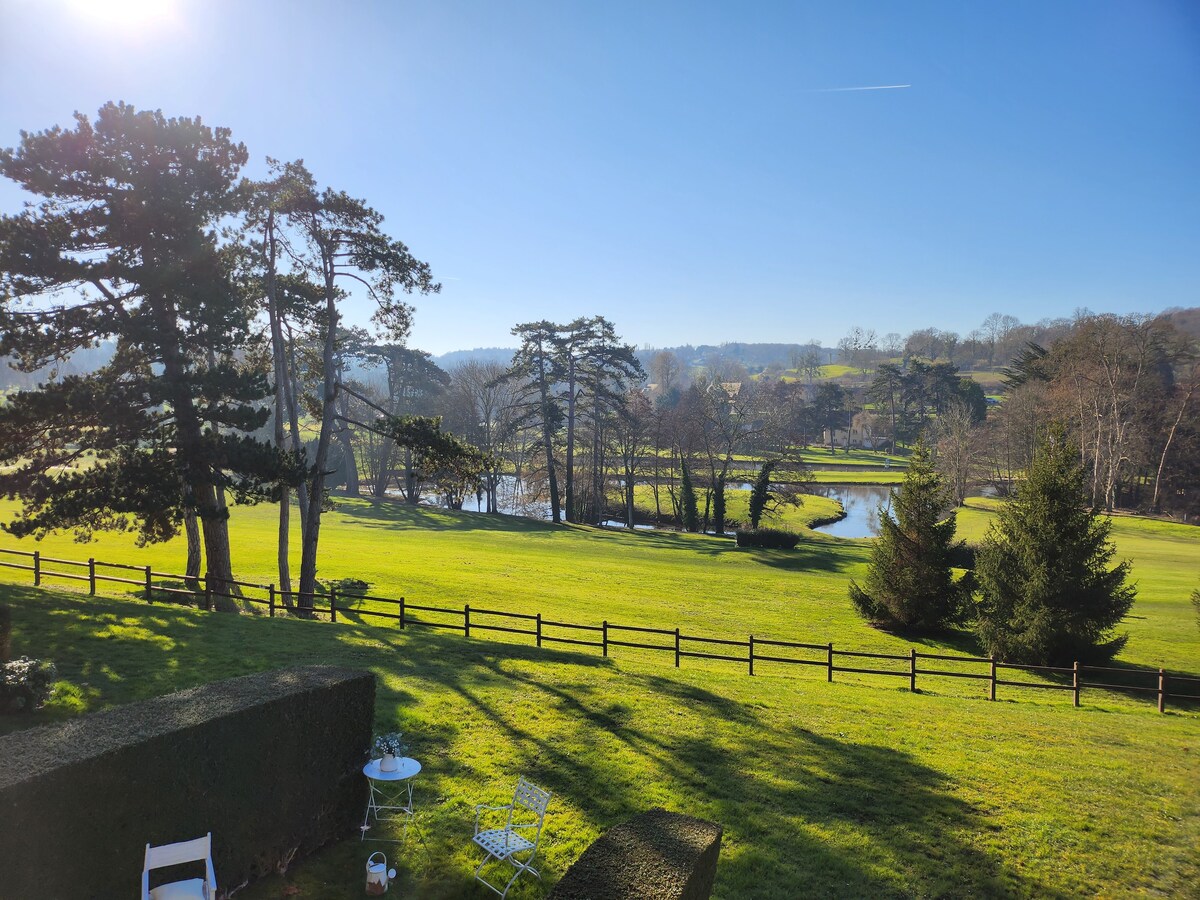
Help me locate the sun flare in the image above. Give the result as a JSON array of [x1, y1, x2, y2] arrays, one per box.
[[65, 0, 181, 34]]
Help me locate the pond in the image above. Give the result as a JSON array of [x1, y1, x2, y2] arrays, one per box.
[[417, 476, 894, 539], [809, 484, 893, 538]]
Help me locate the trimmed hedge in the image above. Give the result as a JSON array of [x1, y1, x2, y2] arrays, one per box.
[[0, 665, 375, 899], [735, 527, 800, 549], [549, 808, 723, 900]]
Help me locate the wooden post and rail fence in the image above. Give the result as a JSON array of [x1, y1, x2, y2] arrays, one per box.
[[2, 545, 1196, 714]]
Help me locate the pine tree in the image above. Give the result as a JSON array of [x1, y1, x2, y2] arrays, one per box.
[[0, 103, 284, 607], [974, 425, 1136, 664], [848, 443, 969, 631], [680, 460, 700, 532]]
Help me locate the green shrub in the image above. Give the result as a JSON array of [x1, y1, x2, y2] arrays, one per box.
[[735, 528, 800, 549], [0, 657, 57, 713]]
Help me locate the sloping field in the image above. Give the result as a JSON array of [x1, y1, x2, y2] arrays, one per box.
[[2, 583, 1197, 899], [2, 495, 1196, 675]]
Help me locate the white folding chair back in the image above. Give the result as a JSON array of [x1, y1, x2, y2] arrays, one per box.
[[472, 777, 552, 898], [142, 832, 217, 900]]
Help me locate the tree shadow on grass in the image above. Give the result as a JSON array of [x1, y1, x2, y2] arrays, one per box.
[[586, 527, 864, 574], [330, 628, 1061, 899], [0, 585, 1078, 898], [332, 498, 559, 534]]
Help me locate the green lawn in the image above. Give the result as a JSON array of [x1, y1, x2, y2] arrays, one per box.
[[2, 495, 1196, 675], [3, 582, 1197, 899], [809, 469, 907, 485]]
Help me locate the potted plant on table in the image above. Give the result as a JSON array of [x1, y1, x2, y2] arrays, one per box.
[[373, 731, 409, 772]]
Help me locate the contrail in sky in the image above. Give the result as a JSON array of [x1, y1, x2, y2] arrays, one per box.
[[810, 84, 912, 92]]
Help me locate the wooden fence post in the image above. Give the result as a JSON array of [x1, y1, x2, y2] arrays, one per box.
[[602, 621, 609, 657], [674, 628, 680, 668], [464, 604, 470, 638], [749, 635, 755, 676], [990, 658, 997, 701], [204, 574, 212, 611], [144, 565, 152, 603], [826, 642, 833, 682], [1073, 661, 1080, 708], [1158, 669, 1166, 713], [330, 586, 338, 623], [399, 597, 405, 629], [910, 648, 917, 693], [269, 584, 276, 617], [536, 612, 542, 648], [33, 550, 40, 586], [88, 558, 96, 596]]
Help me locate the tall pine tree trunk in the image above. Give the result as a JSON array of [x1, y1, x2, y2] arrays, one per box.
[[297, 263, 339, 614], [158, 301, 240, 611], [184, 508, 201, 591], [564, 364, 577, 522], [264, 211, 294, 602], [372, 436, 396, 497], [542, 408, 560, 522]]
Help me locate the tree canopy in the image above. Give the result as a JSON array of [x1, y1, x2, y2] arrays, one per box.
[[0, 103, 289, 604]]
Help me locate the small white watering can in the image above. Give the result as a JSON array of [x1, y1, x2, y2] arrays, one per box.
[[365, 851, 397, 895]]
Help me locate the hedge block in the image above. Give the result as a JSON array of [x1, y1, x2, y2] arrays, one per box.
[[0, 665, 375, 899], [549, 808, 723, 900]]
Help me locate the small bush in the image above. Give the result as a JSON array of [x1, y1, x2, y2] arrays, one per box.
[[736, 528, 800, 550], [1, 657, 57, 714]]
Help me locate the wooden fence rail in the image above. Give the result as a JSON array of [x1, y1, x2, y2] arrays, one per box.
[[2, 545, 1198, 714]]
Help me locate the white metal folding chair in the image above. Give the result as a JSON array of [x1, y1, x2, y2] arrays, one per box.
[[141, 832, 217, 900], [472, 777, 552, 898]]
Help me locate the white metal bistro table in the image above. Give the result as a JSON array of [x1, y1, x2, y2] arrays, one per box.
[[361, 757, 421, 841]]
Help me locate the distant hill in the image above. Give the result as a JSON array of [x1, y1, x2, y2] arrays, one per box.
[[0, 341, 116, 391], [431, 347, 516, 369]]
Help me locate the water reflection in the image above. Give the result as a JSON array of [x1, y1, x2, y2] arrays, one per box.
[[810, 485, 893, 538], [416, 475, 895, 540]]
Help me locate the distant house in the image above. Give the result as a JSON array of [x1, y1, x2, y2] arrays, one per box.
[[822, 422, 879, 450]]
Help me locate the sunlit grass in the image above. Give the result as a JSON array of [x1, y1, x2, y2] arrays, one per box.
[[2, 494, 1196, 674], [3, 584, 1197, 898]]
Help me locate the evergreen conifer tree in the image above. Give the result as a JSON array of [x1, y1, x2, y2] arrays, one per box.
[[712, 476, 726, 534], [848, 443, 969, 630], [680, 460, 700, 532], [974, 425, 1136, 664], [748, 461, 776, 529]]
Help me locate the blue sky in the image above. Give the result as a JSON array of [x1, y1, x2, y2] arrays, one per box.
[[1, 0, 1197, 354]]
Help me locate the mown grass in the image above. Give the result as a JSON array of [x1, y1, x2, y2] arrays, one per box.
[[808, 469, 906, 485], [3, 583, 1197, 899], [2, 495, 1196, 675]]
